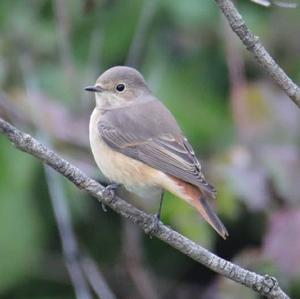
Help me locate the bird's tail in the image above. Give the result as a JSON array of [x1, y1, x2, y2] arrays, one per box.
[[196, 192, 228, 239], [164, 176, 228, 239]]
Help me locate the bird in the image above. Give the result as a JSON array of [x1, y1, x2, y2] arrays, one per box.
[[85, 66, 228, 239]]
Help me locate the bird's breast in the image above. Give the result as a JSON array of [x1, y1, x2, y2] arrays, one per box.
[[89, 108, 163, 190]]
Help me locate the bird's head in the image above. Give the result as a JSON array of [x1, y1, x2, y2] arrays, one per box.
[[85, 66, 150, 109]]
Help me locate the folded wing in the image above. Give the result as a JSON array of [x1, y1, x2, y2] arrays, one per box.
[[98, 98, 216, 197]]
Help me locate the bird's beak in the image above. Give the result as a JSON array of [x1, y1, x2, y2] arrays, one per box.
[[84, 85, 103, 92]]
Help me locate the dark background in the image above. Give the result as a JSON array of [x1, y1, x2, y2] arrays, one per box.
[[0, 0, 300, 298]]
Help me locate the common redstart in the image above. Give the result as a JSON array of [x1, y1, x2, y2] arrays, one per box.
[[85, 66, 228, 239]]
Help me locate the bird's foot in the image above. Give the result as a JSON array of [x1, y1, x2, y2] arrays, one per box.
[[101, 183, 120, 209], [259, 275, 278, 296], [144, 213, 161, 237]]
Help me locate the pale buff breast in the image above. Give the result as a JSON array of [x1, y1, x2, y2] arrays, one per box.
[[90, 108, 162, 188], [89, 108, 191, 203]]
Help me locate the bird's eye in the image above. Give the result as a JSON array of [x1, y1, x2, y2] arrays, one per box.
[[116, 83, 125, 92]]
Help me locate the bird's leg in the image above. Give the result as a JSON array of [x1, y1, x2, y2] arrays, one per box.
[[105, 182, 120, 193], [145, 192, 164, 236], [156, 192, 164, 221], [101, 182, 121, 211]]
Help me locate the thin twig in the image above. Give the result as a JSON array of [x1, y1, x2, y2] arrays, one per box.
[[222, 14, 248, 139], [214, 0, 300, 108], [0, 118, 290, 299], [80, 254, 117, 299], [45, 166, 93, 299], [53, 0, 78, 97], [122, 221, 159, 299], [45, 154, 116, 299], [126, 0, 159, 67], [81, 25, 104, 107]]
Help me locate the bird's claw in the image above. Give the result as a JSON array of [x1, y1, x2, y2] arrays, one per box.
[[260, 275, 278, 296], [102, 183, 120, 203], [144, 213, 161, 237]]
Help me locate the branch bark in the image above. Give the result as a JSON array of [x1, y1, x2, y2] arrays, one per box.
[[214, 0, 300, 108], [0, 118, 290, 299]]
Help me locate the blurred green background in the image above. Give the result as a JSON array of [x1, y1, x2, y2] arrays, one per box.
[[1, 0, 300, 298]]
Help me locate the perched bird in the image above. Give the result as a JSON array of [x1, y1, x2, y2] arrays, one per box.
[[85, 66, 228, 239]]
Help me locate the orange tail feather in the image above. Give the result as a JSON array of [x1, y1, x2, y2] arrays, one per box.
[[169, 177, 228, 239]]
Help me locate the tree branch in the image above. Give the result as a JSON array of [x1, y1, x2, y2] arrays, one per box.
[[214, 0, 300, 108], [80, 254, 117, 299], [0, 118, 290, 299], [126, 0, 158, 68], [44, 166, 93, 299]]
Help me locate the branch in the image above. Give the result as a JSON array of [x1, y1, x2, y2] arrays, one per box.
[[80, 254, 117, 299], [214, 0, 300, 108], [122, 221, 159, 299], [126, 0, 158, 67], [222, 13, 249, 139], [0, 118, 290, 299], [45, 166, 93, 299], [53, 0, 78, 99]]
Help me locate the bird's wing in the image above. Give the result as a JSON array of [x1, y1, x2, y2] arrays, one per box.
[[98, 99, 216, 197]]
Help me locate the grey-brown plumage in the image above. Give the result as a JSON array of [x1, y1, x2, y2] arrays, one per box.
[[86, 66, 228, 239], [98, 98, 215, 195]]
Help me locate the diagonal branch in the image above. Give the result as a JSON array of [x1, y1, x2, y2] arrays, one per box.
[[0, 118, 290, 299], [214, 0, 300, 108], [44, 166, 93, 299]]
